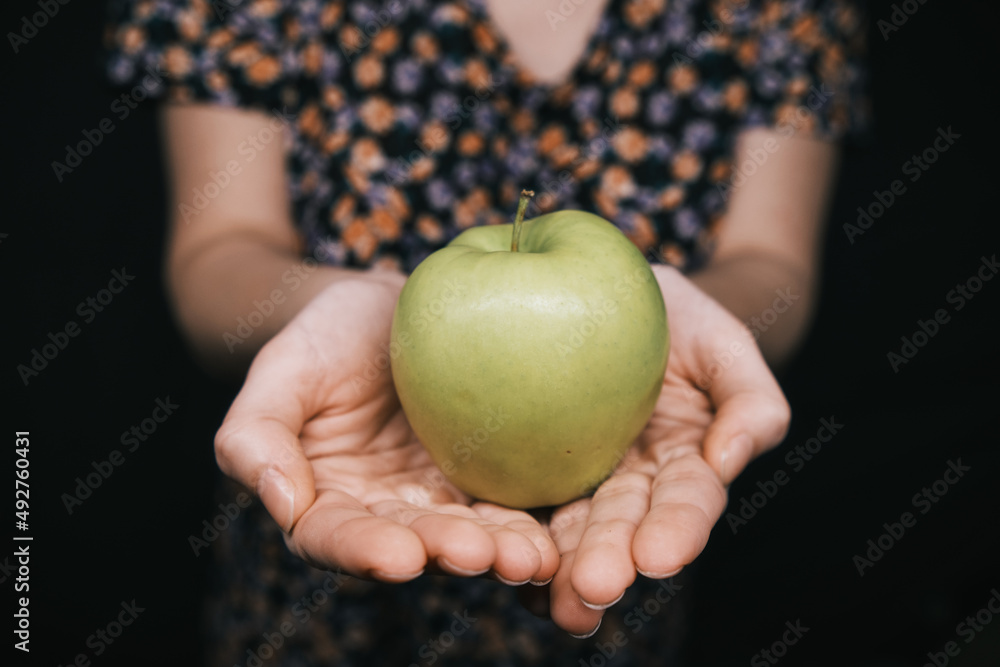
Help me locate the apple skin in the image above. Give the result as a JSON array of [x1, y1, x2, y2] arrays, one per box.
[[390, 210, 669, 509]]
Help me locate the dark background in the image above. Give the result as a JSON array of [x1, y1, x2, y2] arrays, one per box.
[[3, 1, 997, 666]]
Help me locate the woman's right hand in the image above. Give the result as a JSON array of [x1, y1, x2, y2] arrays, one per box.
[[214, 271, 560, 585]]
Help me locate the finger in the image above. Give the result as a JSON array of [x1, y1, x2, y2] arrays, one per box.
[[570, 472, 650, 609], [548, 499, 604, 637], [215, 340, 321, 532], [370, 500, 498, 576], [474, 502, 560, 585], [632, 451, 728, 578], [699, 335, 791, 485], [288, 490, 427, 581]]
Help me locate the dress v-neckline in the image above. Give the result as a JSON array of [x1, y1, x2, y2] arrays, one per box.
[[460, 0, 618, 90]]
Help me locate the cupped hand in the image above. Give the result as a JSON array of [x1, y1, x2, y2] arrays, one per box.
[[214, 271, 559, 585], [545, 264, 792, 636]]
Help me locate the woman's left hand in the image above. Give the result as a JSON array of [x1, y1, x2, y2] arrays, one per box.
[[543, 264, 791, 636]]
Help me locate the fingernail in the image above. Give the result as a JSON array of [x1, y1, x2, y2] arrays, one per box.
[[637, 566, 683, 579], [439, 557, 490, 577], [581, 590, 624, 611], [569, 618, 602, 640], [373, 568, 424, 582], [530, 576, 553, 586], [721, 433, 753, 485], [495, 573, 532, 586], [257, 468, 295, 532]]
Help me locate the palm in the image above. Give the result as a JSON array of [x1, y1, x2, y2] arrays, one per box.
[[216, 274, 559, 585], [544, 265, 790, 635]]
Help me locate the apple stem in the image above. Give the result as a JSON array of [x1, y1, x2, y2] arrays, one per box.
[[510, 189, 535, 253]]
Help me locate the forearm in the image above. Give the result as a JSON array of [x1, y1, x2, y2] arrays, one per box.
[[689, 251, 815, 369], [166, 234, 360, 373]]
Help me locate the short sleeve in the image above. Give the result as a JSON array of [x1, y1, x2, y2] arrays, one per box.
[[722, 0, 870, 141], [104, 0, 304, 113]]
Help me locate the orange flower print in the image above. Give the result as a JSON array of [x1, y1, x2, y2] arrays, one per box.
[[322, 130, 350, 154], [368, 208, 401, 240], [820, 43, 846, 83], [322, 85, 345, 110], [419, 121, 450, 153], [586, 46, 609, 74], [119, 25, 145, 54], [612, 127, 648, 163], [436, 3, 469, 25], [672, 150, 702, 181], [491, 136, 509, 158], [416, 214, 444, 242], [659, 185, 684, 210], [624, 0, 665, 29], [372, 27, 400, 55], [600, 165, 637, 199], [471, 23, 498, 53], [303, 41, 323, 76], [206, 28, 234, 50], [549, 145, 579, 169], [594, 189, 620, 219], [511, 109, 535, 135], [358, 96, 394, 134], [550, 82, 575, 107], [320, 3, 343, 30], [790, 14, 823, 49], [760, 1, 783, 27], [300, 170, 318, 194], [735, 39, 758, 69], [163, 45, 194, 77], [610, 87, 640, 119], [343, 218, 378, 262], [250, 0, 280, 18], [723, 79, 749, 113], [385, 187, 412, 221], [537, 125, 567, 155], [350, 137, 386, 174], [177, 11, 203, 42], [577, 118, 598, 141], [206, 70, 229, 92], [411, 32, 440, 62], [457, 131, 485, 156], [659, 242, 686, 268], [627, 60, 656, 88], [227, 42, 261, 67], [331, 194, 356, 229], [708, 159, 731, 182], [409, 156, 436, 182], [340, 26, 363, 52], [299, 104, 325, 139], [572, 158, 601, 181], [354, 55, 385, 89], [624, 212, 657, 253], [134, 1, 154, 20], [668, 64, 698, 94], [602, 60, 623, 85], [247, 55, 281, 86], [465, 58, 492, 90], [454, 199, 478, 228], [284, 17, 301, 42], [343, 164, 371, 194]]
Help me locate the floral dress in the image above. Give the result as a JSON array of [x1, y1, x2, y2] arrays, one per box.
[[106, 0, 866, 664]]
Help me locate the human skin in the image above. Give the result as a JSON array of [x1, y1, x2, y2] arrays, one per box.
[[162, 101, 837, 636]]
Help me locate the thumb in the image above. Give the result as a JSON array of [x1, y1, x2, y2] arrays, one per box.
[[702, 391, 791, 485], [214, 339, 318, 532], [215, 416, 316, 533], [698, 339, 791, 485]]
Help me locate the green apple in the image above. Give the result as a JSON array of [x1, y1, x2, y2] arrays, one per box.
[[390, 191, 669, 508]]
